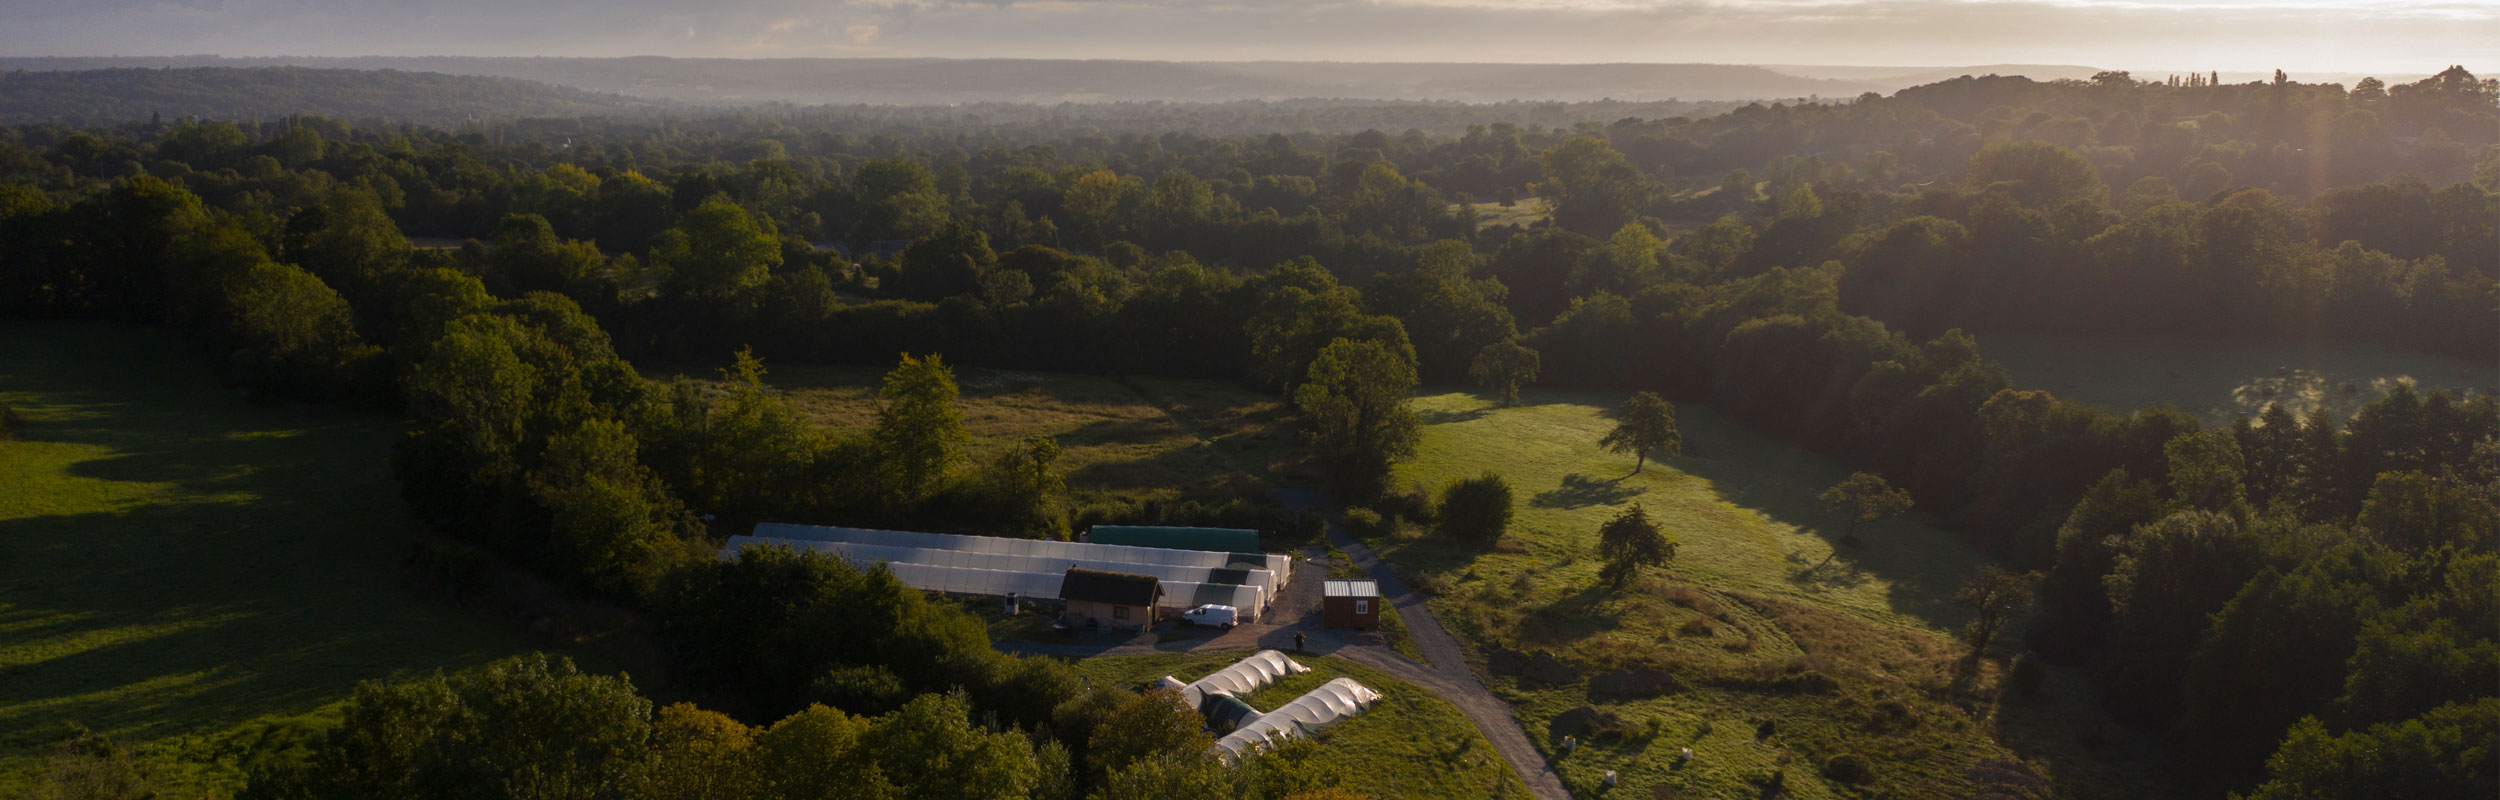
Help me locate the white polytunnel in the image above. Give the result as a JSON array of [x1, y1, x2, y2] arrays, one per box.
[[1163, 650, 1308, 709], [752, 523, 1291, 582], [726, 527, 1280, 621], [1211, 677, 1382, 760]]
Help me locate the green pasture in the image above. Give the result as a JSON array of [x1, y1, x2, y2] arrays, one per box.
[[0, 323, 542, 796]]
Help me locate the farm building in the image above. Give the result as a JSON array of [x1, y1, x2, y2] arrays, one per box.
[[1059, 568, 1163, 630], [728, 523, 1285, 621], [1085, 525, 1262, 555], [1322, 579, 1381, 628]]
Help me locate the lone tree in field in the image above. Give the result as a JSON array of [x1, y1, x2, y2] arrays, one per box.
[[1953, 565, 2038, 654], [1469, 339, 1541, 407], [1437, 473, 1515, 545], [875, 352, 969, 501], [1599, 392, 1681, 473], [1819, 472, 1912, 546], [1597, 504, 1676, 590]]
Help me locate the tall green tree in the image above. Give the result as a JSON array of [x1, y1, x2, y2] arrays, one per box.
[[1292, 337, 1421, 500], [874, 353, 970, 502], [1468, 340, 1540, 407], [1597, 504, 1674, 589], [1599, 392, 1681, 473], [1818, 472, 1914, 546], [656, 198, 781, 312], [1951, 565, 2038, 654]]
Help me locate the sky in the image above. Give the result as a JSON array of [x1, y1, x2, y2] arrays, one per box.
[[2, 0, 2490, 74]]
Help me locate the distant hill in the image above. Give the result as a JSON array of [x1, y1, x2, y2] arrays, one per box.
[[0, 56, 1889, 104], [0, 66, 662, 124]]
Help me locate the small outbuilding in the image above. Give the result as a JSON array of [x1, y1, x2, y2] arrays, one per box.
[[1061, 568, 1164, 631], [1322, 579, 1380, 629]]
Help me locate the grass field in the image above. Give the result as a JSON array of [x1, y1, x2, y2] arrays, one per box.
[[653, 361, 1312, 507], [1364, 389, 2150, 798], [1457, 199, 1553, 231], [1985, 333, 2495, 426], [0, 323, 550, 796], [1068, 651, 1529, 799]]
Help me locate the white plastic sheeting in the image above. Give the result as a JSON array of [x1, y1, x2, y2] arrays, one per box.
[[751, 537, 1279, 598], [1165, 650, 1308, 709], [753, 523, 1291, 582], [1211, 677, 1382, 760], [726, 534, 1269, 620]]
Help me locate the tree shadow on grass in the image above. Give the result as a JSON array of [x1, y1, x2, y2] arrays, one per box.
[[1531, 473, 1643, 509], [1417, 405, 1491, 426], [0, 325, 540, 776], [1650, 407, 1977, 633]]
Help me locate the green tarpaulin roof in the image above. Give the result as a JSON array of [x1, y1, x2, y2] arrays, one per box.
[[1086, 525, 1262, 555]]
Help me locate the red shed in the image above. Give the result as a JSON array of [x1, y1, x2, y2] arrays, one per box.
[[1322, 579, 1380, 628]]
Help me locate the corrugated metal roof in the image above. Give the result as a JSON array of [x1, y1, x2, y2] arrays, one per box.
[[1086, 525, 1263, 555], [1324, 579, 1379, 597]]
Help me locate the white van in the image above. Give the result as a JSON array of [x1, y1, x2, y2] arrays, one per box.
[[1181, 604, 1240, 629]]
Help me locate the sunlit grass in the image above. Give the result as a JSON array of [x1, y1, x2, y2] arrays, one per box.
[[0, 322, 542, 796]]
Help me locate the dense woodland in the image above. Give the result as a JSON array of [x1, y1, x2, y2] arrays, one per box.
[[3, 66, 2495, 799]]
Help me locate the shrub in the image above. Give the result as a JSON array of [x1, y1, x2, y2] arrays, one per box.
[[0, 401, 22, 440], [812, 664, 910, 716], [1437, 473, 1515, 544], [1376, 482, 1436, 523], [1343, 507, 1389, 538], [1821, 753, 1874, 785]]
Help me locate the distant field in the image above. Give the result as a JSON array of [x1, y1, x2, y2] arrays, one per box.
[[655, 361, 1312, 507], [0, 323, 545, 795], [1985, 333, 2495, 426], [1458, 199, 1552, 231], [1369, 390, 2156, 798], [1068, 651, 1529, 799]]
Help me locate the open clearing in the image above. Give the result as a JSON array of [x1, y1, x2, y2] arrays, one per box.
[[1458, 199, 1553, 231], [1985, 333, 2495, 426], [0, 323, 546, 795], [1068, 650, 1530, 799], [654, 361, 1313, 508], [1363, 389, 2151, 798]]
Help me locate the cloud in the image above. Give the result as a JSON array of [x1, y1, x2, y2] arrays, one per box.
[[0, 0, 2485, 74]]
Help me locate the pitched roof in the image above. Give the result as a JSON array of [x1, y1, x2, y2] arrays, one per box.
[[1061, 568, 1163, 607]]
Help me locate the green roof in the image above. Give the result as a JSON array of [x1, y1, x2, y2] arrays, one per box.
[[1085, 525, 1262, 555]]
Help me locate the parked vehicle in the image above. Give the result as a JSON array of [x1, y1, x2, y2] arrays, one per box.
[[1182, 604, 1240, 629]]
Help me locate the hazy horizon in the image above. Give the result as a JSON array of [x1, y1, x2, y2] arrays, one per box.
[[4, 1, 2489, 76]]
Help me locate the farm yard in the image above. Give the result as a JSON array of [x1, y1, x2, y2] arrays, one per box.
[[1984, 332, 2495, 426], [0, 323, 559, 796]]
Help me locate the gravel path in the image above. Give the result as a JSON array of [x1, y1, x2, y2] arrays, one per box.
[[1003, 492, 1571, 800]]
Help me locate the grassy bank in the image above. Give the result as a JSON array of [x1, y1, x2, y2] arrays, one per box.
[[1363, 389, 2148, 798]]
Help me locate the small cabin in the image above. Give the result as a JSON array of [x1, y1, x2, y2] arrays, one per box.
[[1061, 568, 1164, 631], [1322, 579, 1380, 629]]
